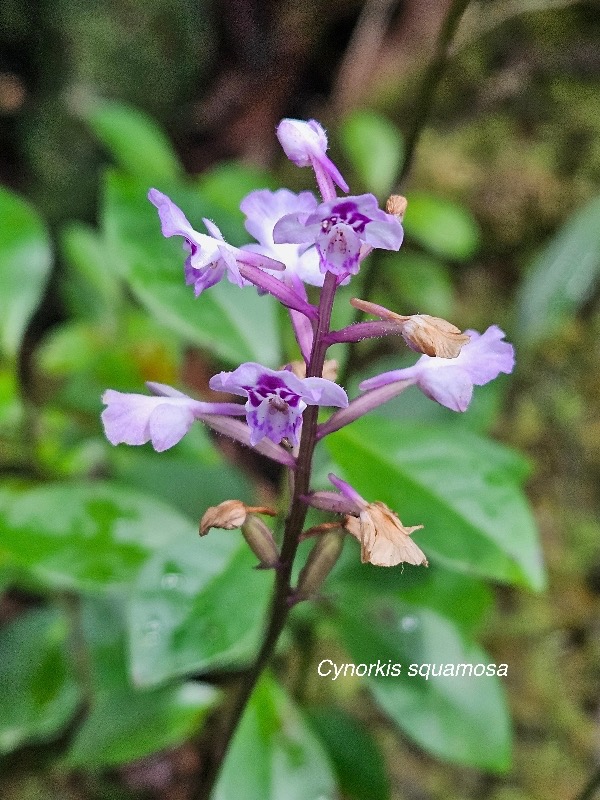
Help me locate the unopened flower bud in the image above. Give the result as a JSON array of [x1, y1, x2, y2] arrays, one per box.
[[295, 530, 345, 601], [200, 500, 276, 536], [399, 314, 470, 359], [386, 194, 408, 221], [241, 515, 280, 568], [350, 298, 469, 359]]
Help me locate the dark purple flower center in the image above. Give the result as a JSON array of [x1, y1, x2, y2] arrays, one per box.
[[244, 375, 301, 409], [321, 201, 371, 235]]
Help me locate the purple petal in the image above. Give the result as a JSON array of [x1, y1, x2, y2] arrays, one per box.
[[458, 325, 515, 385], [417, 366, 474, 412], [328, 473, 367, 508], [148, 403, 195, 451], [363, 217, 404, 250], [102, 390, 199, 451], [273, 213, 320, 245], [300, 377, 348, 407], [148, 189, 195, 239]]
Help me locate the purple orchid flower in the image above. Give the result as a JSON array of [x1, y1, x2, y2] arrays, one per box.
[[101, 382, 245, 452], [149, 188, 317, 318], [276, 118, 349, 196], [148, 188, 286, 294], [209, 362, 348, 447], [359, 325, 515, 412], [272, 194, 403, 278], [240, 188, 324, 286]]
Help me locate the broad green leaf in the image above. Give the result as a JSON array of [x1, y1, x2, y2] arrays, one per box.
[[516, 194, 600, 344], [403, 192, 480, 261], [213, 674, 337, 800], [67, 683, 216, 768], [0, 187, 52, 359], [38, 310, 182, 414], [0, 481, 202, 592], [326, 417, 545, 589], [0, 608, 81, 754], [81, 98, 182, 182], [332, 549, 493, 634], [129, 540, 272, 686], [108, 439, 252, 521], [378, 249, 455, 318], [307, 708, 389, 800], [337, 600, 512, 771], [102, 171, 281, 366], [65, 596, 217, 768], [0, 366, 23, 436], [60, 222, 122, 323], [339, 110, 404, 197]]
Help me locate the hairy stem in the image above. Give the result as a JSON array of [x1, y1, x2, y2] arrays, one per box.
[[195, 272, 338, 799]]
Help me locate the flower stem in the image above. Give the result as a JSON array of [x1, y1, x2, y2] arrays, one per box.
[[195, 272, 338, 799]]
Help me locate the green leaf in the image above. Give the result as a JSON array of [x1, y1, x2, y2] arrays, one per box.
[[339, 110, 404, 197], [403, 192, 480, 261], [66, 596, 217, 768], [326, 417, 545, 589], [332, 551, 493, 635], [102, 171, 281, 366], [60, 222, 122, 323], [129, 540, 272, 686], [336, 599, 512, 772], [515, 194, 600, 344], [81, 98, 182, 182], [0, 482, 202, 592], [108, 432, 252, 521], [213, 674, 337, 800], [0, 187, 52, 360], [0, 608, 81, 754], [307, 708, 389, 800]]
